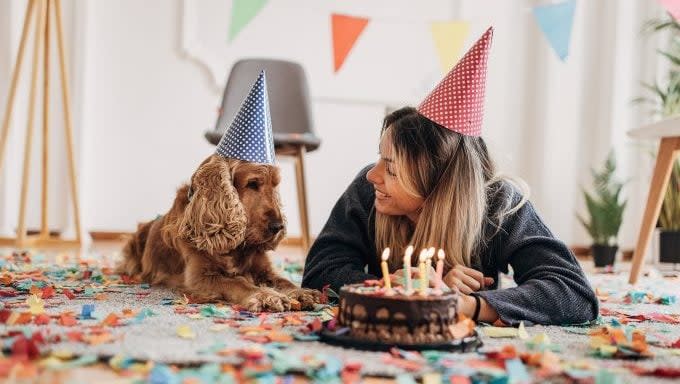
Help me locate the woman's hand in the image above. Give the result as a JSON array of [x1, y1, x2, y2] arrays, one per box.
[[442, 265, 494, 294]]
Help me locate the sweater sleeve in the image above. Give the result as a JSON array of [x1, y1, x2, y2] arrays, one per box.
[[302, 167, 378, 293], [475, 197, 599, 326]]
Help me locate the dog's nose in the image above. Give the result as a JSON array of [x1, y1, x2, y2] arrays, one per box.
[[268, 221, 284, 234]]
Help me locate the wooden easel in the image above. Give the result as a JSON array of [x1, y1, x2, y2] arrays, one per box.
[[0, 0, 81, 248]]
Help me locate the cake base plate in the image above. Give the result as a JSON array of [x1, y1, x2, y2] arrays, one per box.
[[319, 326, 483, 352]]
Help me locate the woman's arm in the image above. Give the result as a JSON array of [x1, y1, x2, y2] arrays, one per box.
[[458, 295, 499, 323], [474, 199, 599, 326], [302, 167, 378, 293]]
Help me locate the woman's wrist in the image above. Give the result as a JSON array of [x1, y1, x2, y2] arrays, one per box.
[[457, 294, 476, 317], [457, 294, 499, 323]]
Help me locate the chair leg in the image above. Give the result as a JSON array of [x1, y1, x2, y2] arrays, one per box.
[[293, 146, 311, 254], [629, 137, 680, 284]]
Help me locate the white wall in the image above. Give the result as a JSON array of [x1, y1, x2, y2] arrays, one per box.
[[0, 0, 668, 249]]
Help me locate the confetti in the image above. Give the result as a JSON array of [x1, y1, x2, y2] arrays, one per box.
[[26, 294, 44, 315], [177, 325, 195, 339]]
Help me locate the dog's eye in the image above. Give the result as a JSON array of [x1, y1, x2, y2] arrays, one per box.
[[246, 180, 260, 190]]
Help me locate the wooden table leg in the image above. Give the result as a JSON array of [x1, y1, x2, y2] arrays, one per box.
[[629, 137, 680, 284]]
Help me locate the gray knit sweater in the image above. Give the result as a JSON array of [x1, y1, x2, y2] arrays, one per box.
[[301, 166, 599, 326]]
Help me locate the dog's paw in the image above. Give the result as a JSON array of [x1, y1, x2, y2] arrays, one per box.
[[286, 288, 322, 310], [244, 290, 291, 313]]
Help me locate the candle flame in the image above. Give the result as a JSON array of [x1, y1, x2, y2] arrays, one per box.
[[381, 247, 390, 261], [437, 249, 445, 260], [419, 249, 428, 263]]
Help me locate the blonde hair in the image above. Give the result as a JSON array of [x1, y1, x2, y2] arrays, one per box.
[[374, 107, 528, 270]]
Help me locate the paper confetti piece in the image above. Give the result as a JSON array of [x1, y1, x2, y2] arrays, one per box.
[[505, 358, 530, 383], [8, 312, 32, 325], [422, 372, 442, 384], [101, 313, 119, 327], [86, 332, 114, 345], [41, 286, 55, 299], [27, 294, 44, 315], [62, 289, 76, 300], [59, 314, 78, 326], [52, 349, 74, 359], [449, 376, 472, 384], [81, 304, 95, 319], [518, 321, 529, 340], [134, 308, 156, 321], [34, 314, 50, 325], [483, 326, 518, 338], [177, 325, 195, 339], [396, 374, 418, 384]]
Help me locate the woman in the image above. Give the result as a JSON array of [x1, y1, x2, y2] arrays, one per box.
[[301, 28, 598, 326]]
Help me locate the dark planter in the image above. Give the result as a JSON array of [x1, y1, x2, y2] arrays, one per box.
[[591, 245, 617, 267], [659, 230, 680, 264]]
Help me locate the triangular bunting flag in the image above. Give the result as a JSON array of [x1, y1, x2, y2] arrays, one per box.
[[658, 0, 680, 21], [532, 0, 576, 61], [228, 0, 269, 42], [430, 21, 470, 74], [331, 14, 369, 73]]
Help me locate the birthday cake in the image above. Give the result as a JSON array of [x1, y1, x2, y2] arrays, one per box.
[[336, 284, 467, 345]]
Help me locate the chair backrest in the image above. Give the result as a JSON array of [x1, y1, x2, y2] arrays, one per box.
[[214, 59, 315, 137]]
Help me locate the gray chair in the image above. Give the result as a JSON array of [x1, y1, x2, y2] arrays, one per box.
[[205, 59, 320, 253]]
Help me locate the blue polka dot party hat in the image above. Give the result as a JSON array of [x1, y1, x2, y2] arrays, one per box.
[[215, 70, 275, 164]]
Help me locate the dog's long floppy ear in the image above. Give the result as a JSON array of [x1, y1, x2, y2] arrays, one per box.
[[177, 155, 247, 255]]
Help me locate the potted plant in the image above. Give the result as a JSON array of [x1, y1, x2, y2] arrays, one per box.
[[659, 160, 680, 263], [639, 15, 680, 264], [577, 152, 627, 267]]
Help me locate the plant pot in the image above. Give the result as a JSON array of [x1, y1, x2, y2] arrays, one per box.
[[591, 245, 617, 267], [659, 230, 680, 264]]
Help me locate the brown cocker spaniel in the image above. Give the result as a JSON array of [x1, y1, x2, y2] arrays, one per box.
[[116, 154, 320, 312]]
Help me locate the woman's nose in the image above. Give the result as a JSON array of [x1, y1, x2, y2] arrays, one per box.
[[366, 163, 382, 185]]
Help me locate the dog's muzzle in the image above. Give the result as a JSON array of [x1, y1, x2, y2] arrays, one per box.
[[268, 221, 284, 235]]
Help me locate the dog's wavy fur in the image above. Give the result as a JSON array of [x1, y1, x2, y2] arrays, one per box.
[[117, 154, 320, 312]]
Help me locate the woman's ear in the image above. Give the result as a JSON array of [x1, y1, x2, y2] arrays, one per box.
[[177, 155, 247, 254]]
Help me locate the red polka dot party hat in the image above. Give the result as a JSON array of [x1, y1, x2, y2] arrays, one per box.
[[417, 27, 493, 137]]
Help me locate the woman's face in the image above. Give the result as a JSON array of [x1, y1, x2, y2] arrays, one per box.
[[366, 133, 425, 222]]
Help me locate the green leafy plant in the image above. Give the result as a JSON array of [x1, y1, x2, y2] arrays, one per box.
[[577, 152, 627, 246], [660, 160, 680, 230], [637, 17, 680, 116], [639, 14, 680, 231]]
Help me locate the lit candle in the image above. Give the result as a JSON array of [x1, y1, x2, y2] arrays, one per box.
[[419, 249, 428, 296], [425, 247, 435, 289], [381, 248, 393, 293], [434, 249, 445, 294], [403, 245, 414, 294]]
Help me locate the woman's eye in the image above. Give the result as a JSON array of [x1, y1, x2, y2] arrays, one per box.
[[386, 167, 396, 177], [246, 181, 259, 190]]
